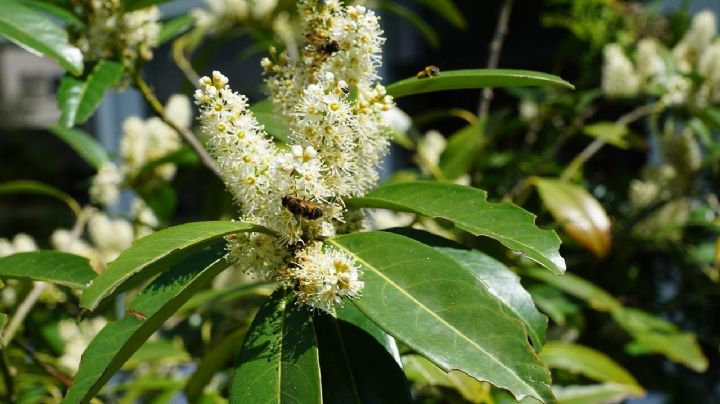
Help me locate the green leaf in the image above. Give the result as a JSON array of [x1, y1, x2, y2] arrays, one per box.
[[329, 231, 555, 403], [437, 247, 547, 349], [57, 60, 124, 127], [81, 221, 271, 311], [335, 303, 400, 362], [403, 354, 491, 403], [251, 99, 289, 143], [135, 147, 200, 180], [158, 14, 194, 45], [533, 178, 611, 258], [0, 0, 83, 75], [63, 244, 231, 404], [412, 0, 466, 28], [540, 342, 642, 393], [313, 313, 412, 404], [138, 183, 177, 223], [48, 126, 110, 170], [386, 69, 574, 99], [582, 122, 630, 149], [524, 268, 619, 311], [124, 340, 190, 369], [347, 181, 566, 274], [552, 383, 642, 404], [19, 0, 84, 28], [0, 313, 8, 335], [0, 251, 95, 288], [613, 308, 708, 372], [179, 281, 274, 314], [229, 289, 322, 404], [185, 328, 247, 402], [0, 180, 82, 217], [439, 120, 485, 180], [379, 2, 439, 48]]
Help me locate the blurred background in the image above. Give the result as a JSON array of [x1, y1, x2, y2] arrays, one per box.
[[2, 0, 720, 402]]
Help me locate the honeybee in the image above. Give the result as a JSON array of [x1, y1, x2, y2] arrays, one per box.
[[416, 65, 440, 79], [282, 195, 323, 220], [318, 40, 340, 55]]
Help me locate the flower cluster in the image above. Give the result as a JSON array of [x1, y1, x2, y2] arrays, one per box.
[[73, 0, 161, 67], [195, 0, 393, 311], [602, 10, 720, 107], [90, 95, 190, 207]]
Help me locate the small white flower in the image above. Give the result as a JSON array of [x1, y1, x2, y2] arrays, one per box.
[[602, 43, 640, 97], [90, 162, 122, 207]]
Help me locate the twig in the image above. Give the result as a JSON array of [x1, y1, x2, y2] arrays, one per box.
[[12, 341, 72, 388], [478, 0, 514, 119], [132, 73, 222, 179], [3, 282, 47, 348], [560, 102, 661, 181]]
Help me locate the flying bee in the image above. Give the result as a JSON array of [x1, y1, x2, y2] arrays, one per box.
[[416, 65, 440, 79], [282, 195, 323, 220], [318, 40, 340, 55]]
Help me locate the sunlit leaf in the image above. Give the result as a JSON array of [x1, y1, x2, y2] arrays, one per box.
[[553, 383, 643, 404], [0, 0, 83, 75], [158, 14, 194, 45], [582, 122, 630, 149], [348, 181, 566, 274], [439, 120, 485, 180], [0, 180, 82, 217], [540, 342, 643, 394], [533, 178, 611, 258], [229, 289, 321, 404], [64, 244, 231, 403], [81, 221, 271, 311], [251, 99, 289, 143], [329, 231, 555, 402], [0, 251, 95, 288], [403, 355, 491, 404], [386, 69, 574, 98], [57, 60, 124, 128]]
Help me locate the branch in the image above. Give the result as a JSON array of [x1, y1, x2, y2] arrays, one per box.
[[132, 73, 222, 179], [560, 102, 661, 181], [12, 341, 72, 388], [2, 282, 46, 348], [477, 0, 514, 119]]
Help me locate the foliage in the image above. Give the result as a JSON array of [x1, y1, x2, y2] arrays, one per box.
[[0, 0, 717, 403]]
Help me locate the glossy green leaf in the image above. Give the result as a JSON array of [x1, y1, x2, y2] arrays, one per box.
[[553, 383, 642, 404], [0, 251, 95, 288], [314, 313, 412, 404], [158, 14, 194, 45], [386, 69, 574, 99], [379, 2, 439, 48], [412, 0, 466, 28], [47, 126, 110, 170], [0, 180, 82, 217], [335, 303, 401, 363], [185, 328, 247, 402], [403, 354, 491, 403], [329, 231, 555, 403], [81, 221, 271, 311], [347, 181, 566, 274], [582, 122, 630, 149], [613, 308, 708, 372], [0, 0, 83, 75], [540, 342, 642, 393], [63, 244, 231, 404], [57, 60, 124, 127], [229, 289, 322, 404], [251, 99, 289, 143], [438, 247, 547, 349], [533, 178, 611, 258], [19, 0, 84, 28], [439, 120, 485, 180]]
